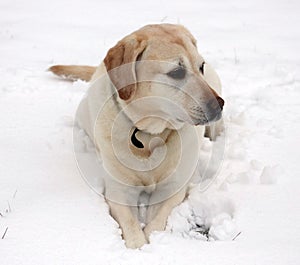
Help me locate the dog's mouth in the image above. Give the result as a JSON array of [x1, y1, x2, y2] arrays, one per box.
[[177, 109, 223, 126], [193, 112, 222, 125]]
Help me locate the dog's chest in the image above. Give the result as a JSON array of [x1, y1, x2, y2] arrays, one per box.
[[128, 128, 183, 186]]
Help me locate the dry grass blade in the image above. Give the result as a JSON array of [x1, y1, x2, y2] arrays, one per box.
[[6, 201, 11, 213], [232, 231, 242, 241], [2, 227, 8, 239]]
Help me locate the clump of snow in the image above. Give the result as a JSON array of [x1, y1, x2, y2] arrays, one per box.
[[260, 165, 281, 184], [167, 189, 238, 241], [208, 213, 238, 241]]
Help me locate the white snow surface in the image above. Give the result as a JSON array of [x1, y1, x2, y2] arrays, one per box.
[[1, 0, 300, 264]]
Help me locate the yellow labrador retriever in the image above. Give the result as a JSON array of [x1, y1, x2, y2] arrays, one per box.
[[49, 24, 224, 248]]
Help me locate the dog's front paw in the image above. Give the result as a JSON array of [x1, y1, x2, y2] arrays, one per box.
[[143, 221, 165, 241], [124, 231, 148, 249]]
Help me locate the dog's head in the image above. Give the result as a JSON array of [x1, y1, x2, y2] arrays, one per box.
[[104, 24, 224, 134]]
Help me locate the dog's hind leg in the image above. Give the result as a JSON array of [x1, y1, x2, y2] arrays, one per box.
[[204, 118, 224, 141]]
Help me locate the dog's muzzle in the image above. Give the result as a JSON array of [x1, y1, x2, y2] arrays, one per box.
[[191, 96, 224, 125]]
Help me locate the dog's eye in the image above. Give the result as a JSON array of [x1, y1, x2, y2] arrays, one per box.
[[199, 62, 205, 75], [167, 67, 186, 79]]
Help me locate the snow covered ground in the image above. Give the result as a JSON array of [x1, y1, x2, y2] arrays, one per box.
[[1, 0, 300, 264]]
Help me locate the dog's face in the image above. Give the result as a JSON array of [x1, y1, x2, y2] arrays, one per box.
[[104, 24, 224, 134]]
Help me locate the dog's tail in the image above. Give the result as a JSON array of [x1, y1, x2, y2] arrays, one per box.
[[48, 65, 97, 82]]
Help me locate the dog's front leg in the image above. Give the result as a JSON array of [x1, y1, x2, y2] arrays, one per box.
[[107, 200, 147, 248], [144, 187, 187, 240]]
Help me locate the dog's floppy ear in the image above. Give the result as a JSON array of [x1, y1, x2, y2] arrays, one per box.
[[104, 37, 147, 101]]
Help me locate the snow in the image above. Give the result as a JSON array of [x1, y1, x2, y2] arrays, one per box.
[[1, 0, 300, 264], [259, 165, 280, 185]]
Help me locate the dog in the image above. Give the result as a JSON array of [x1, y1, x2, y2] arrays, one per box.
[[49, 23, 224, 248]]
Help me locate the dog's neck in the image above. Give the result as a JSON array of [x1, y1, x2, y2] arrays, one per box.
[[129, 127, 172, 157], [113, 92, 175, 156]]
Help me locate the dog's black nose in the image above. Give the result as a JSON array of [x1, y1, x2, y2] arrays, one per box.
[[206, 96, 224, 122], [207, 96, 224, 111], [217, 96, 224, 110], [207, 97, 225, 110]]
